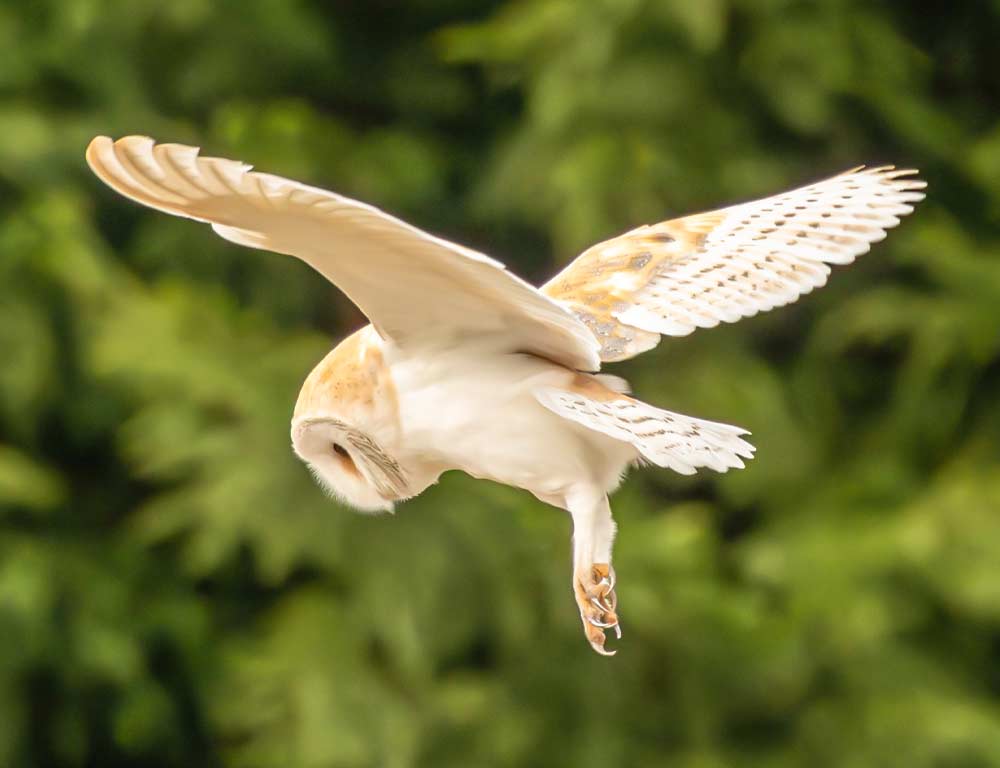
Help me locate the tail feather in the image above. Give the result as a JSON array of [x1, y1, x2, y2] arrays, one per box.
[[534, 386, 755, 476]]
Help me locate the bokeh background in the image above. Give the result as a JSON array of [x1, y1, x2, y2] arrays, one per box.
[[2, 1, 1000, 766]]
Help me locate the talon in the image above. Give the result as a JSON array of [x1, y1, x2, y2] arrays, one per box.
[[605, 590, 617, 612], [591, 592, 616, 614], [590, 641, 617, 657], [575, 562, 622, 656], [585, 623, 617, 656], [591, 596, 612, 614], [588, 616, 617, 629]]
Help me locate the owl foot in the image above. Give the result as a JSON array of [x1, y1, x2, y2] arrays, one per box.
[[574, 563, 620, 656]]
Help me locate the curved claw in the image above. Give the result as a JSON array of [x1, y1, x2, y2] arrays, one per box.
[[590, 641, 617, 657], [588, 616, 618, 629], [584, 623, 617, 655], [592, 591, 617, 614], [576, 563, 622, 656], [591, 596, 614, 614], [605, 590, 617, 612]]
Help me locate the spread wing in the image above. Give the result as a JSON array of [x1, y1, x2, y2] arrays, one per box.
[[541, 166, 926, 362], [86, 136, 600, 371]]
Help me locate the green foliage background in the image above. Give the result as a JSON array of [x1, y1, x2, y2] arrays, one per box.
[[2, 1, 999, 766]]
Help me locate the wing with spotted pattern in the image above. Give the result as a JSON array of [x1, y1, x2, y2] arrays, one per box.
[[541, 167, 925, 362]]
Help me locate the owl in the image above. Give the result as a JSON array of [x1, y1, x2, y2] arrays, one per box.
[[86, 136, 924, 655]]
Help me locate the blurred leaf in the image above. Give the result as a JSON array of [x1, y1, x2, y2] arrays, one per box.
[[0, 445, 65, 511]]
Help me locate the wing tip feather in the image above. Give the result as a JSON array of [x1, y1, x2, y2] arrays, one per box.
[[87, 134, 192, 210]]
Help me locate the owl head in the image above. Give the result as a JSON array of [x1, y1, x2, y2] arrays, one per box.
[[290, 327, 409, 512], [291, 415, 405, 512]]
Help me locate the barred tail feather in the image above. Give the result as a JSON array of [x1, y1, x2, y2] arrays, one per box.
[[535, 387, 755, 476]]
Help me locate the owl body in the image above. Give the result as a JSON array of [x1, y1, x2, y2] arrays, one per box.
[[86, 135, 924, 653], [293, 323, 637, 513], [392, 339, 639, 505]]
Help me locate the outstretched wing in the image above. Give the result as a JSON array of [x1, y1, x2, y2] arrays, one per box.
[[86, 136, 600, 371], [541, 166, 926, 362]]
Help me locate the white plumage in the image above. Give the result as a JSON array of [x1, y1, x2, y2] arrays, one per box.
[[86, 136, 925, 655], [534, 388, 754, 476], [615, 168, 923, 335]]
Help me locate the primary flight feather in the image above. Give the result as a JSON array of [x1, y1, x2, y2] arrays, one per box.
[[87, 135, 925, 655]]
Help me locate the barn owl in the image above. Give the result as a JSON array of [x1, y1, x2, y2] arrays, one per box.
[[86, 136, 924, 655]]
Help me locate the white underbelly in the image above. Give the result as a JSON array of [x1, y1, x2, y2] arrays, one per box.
[[390, 349, 633, 500]]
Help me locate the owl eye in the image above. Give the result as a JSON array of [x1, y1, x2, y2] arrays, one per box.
[[331, 442, 361, 477]]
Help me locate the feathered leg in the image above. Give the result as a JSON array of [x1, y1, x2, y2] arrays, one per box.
[[567, 487, 620, 656]]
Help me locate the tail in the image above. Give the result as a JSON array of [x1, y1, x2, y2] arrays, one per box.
[[534, 382, 755, 476]]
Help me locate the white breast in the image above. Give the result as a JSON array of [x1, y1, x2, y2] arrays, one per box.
[[387, 342, 635, 503]]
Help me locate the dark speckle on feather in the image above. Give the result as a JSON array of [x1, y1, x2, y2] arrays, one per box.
[[629, 252, 652, 269]]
